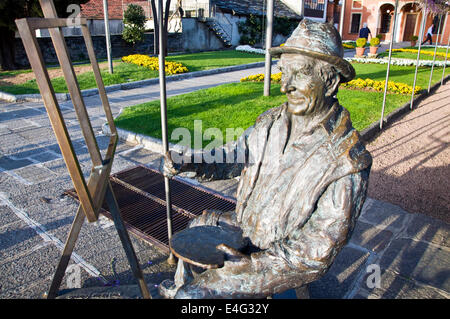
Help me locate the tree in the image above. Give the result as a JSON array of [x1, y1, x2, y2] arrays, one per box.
[[122, 4, 146, 46], [0, 0, 88, 70]]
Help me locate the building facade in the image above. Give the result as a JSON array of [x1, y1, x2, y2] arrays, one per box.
[[334, 0, 450, 44]]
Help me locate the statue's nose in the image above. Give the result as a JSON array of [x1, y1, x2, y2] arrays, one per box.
[[281, 82, 295, 94]]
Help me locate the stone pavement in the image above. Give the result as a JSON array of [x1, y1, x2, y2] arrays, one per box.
[[0, 64, 448, 299]]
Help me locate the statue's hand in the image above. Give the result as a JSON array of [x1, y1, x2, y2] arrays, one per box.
[[161, 151, 179, 178], [216, 243, 251, 273]]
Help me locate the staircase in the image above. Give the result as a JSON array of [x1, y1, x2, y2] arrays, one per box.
[[197, 5, 233, 48]]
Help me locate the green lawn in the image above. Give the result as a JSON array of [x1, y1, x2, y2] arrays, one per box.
[[115, 61, 450, 149], [0, 50, 265, 95]]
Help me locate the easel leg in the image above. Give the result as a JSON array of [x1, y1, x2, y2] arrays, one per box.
[[46, 206, 85, 299], [105, 182, 151, 299]]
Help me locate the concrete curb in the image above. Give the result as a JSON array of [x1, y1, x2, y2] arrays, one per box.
[[106, 74, 450, 154], [0, 61, 268, 103]]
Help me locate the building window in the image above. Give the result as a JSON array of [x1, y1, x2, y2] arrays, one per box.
[[350, 13, 361, 33], [352, 0, 363, 9], [433, 15, 445, 34], [380, 13, 392, 33]]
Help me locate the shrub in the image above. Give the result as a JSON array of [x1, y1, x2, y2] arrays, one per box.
[[356, 38, 367, 48], [411, 35, 419, 41], [122, 4, 146, 45], [376, 34, 383, 40], [238, 14, 298, 46], [370, 37, 380, 47]]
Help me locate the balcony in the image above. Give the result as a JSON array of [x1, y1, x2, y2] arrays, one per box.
[[304, 0, 325, 19]]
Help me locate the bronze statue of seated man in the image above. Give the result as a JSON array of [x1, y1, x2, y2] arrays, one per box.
[[159, 19, 372, 299]]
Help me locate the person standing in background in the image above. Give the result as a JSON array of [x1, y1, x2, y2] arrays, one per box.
[[359, 22, 372, 40], [422, 24, 434, 45]]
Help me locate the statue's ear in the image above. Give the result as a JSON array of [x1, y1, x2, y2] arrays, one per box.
[[325, 73, 341, 97]]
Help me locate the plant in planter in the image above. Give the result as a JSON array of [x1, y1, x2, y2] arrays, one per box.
[[410, 35, 419, 47], [369, 37, 380, 55], [355, 38, 367, 57]]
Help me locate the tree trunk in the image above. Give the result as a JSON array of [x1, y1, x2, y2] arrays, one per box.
[[0, 27, 17, 70]]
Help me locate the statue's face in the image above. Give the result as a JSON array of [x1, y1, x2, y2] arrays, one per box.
[[278, 54, 328, 116]]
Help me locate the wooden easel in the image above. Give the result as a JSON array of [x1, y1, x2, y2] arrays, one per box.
[[15, 0, 151, 299]]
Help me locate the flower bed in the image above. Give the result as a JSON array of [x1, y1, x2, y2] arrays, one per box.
[[240, 72, 281, 83], [388, 48, 449, 59], [343, 43, 356, 49], [235, 45, 266, 55], [241, 72, 421, 94], [341, 78, 421, 95], [345, 57, 450, 67], [121, 54, 188, 75]]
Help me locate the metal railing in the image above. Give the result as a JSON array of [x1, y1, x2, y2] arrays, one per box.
[[304, 0, 325, 18]]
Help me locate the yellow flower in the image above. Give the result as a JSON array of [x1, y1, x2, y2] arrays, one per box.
[[122, 54, 189, 75]]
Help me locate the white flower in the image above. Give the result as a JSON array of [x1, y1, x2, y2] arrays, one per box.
[[236, 45, 266, 55], [344, 57, 450, 67]]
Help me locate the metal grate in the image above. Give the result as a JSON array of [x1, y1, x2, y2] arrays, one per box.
[[65, 165, 236, 252]]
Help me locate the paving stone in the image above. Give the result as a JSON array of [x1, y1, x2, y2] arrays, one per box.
[[379, 238, 450, 293], [0, 125, 11, 136], [402, 213, 450, 248], [0, 205, 19, 228], [8, 147, 49, 160], [349, 220, 394, 253], [29, 151, 60, 164], [362, 270, 448, 299], [0, 156, 33, 171], [0, 134, 37, 155], [0, 244, 60, 295], [16, 126, 55, 145], [359, 198, 410, 233], [13, 165, 57, 184], [0, 220, 45, 265], [308, 246, 371, 299]]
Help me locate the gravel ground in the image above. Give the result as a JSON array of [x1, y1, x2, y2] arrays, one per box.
[[366, 80, 450, 223]]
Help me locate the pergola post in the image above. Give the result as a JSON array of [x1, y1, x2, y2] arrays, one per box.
[[380, 0, 400, 129], [441, 32, 450, 84], [428, 13, 443, 92], [103, 0, 113, 74], [264, 0, 274, 96], [410, 3, 428, 109]]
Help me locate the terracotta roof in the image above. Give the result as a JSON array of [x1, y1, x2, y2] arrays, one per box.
[[213, 0, 301, 19], [81, 0, 150, 20]]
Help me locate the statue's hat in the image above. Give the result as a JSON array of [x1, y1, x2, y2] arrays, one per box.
[[269, 19, 355, 83]]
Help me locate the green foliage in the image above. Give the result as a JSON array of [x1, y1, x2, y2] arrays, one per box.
[[237, 14, 298, 46], [376, 34, 382, 40], [370, 37, 380, 47], [411, 35, 419, 41], [356, 38, 367, 48], [122, 4, 146, 45]]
